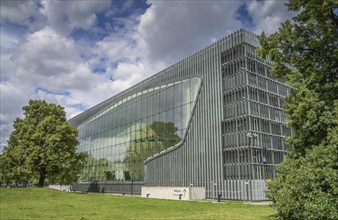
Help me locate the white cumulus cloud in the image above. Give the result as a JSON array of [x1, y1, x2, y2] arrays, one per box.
[[0, 0, 38, 24], [40, 0, 111, 35], [138, 0, 243, 65], [247, 0, 295, 34], [0, 0, 294, 152]]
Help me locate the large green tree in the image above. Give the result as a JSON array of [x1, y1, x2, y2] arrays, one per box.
[[0, 100, 87, 187], [258, 0, 338, 219]]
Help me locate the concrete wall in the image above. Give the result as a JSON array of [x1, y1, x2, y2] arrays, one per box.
[[48, 185, 71, 192], [141, 187, 205, 200]]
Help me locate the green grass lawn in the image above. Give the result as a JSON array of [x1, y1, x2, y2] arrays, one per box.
[[0, 188, 275, 219]]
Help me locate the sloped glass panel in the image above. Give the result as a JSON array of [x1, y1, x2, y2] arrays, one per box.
[[77, 77, 202, 182]]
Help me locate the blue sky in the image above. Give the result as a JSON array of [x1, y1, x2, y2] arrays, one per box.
[[0, 0, 293, 151]]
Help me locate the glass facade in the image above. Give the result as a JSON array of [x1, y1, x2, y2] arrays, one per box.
[[70, 29, 291, 200], [221, 43, 291, 184], [76, 78, 201, 182]]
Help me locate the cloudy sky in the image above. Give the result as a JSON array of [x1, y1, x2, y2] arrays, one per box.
[[0, 0, 294, 151]]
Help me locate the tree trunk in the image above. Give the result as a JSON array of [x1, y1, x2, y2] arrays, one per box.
[[38, 170, 46, 187]]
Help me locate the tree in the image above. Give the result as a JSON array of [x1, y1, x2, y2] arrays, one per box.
[[0, 100, 87, 187], [267, 127, 337, 219], [258, 0, 338, 219]]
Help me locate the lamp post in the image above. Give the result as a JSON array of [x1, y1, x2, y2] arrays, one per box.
[[246, 131, 257, 201], [246, 131, 257, 147], [131, 172, 133, 196], [245, 181, 249, 202], [213, 182, 217, 201]]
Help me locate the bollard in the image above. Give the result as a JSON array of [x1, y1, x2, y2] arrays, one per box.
[[179, 194, 182, 200], [217, 194, 222, 202]]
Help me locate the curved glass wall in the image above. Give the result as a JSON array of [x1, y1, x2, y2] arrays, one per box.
[[77, 77, 201, 182]]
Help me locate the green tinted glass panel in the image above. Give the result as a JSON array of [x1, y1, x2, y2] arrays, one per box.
[[77, 78, 201, 182]]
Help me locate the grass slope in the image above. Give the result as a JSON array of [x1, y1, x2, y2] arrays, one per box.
[[0, 188, 275, 219]]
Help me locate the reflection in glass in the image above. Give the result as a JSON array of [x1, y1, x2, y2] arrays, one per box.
[[77, 78, 201, 182], [124, 121, 181, 179]]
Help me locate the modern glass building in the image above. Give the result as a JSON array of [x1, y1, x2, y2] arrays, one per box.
[[70, 29, 291, 200]]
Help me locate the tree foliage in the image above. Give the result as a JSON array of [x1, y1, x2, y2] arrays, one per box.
[[258, 0, 338, 219], [0, 100, 87, 187], [268, 126, 338, 219]]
